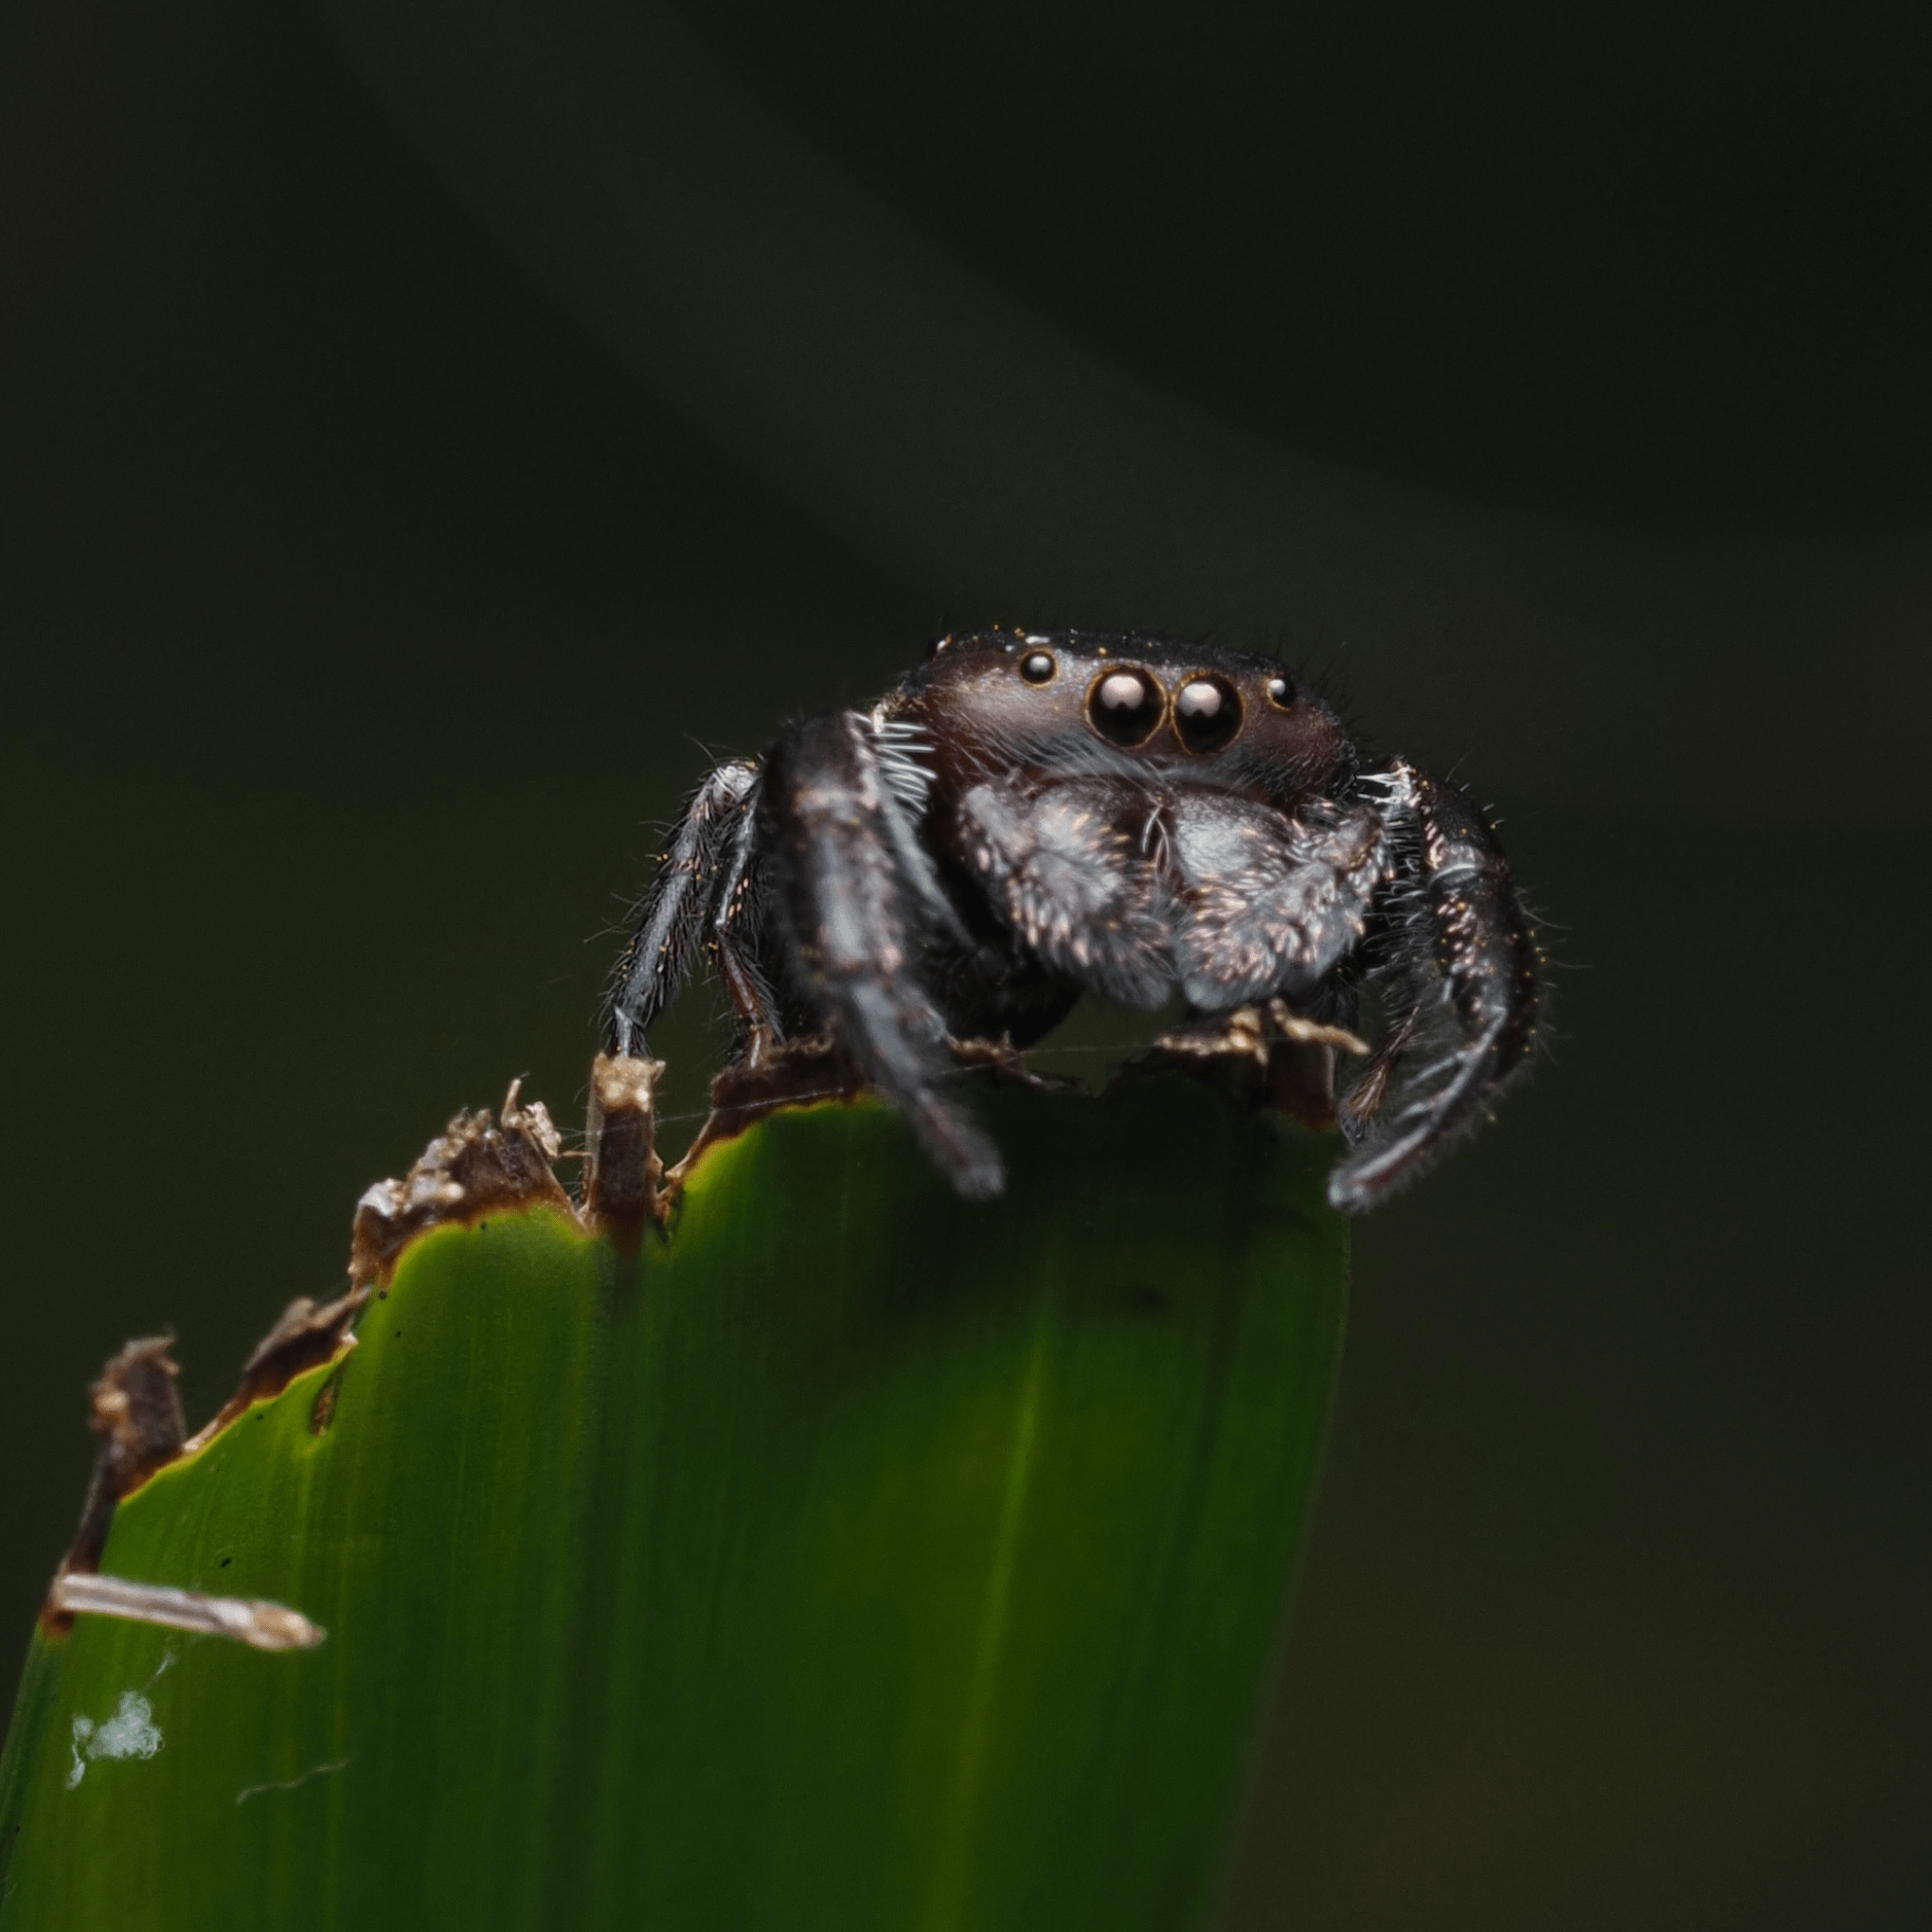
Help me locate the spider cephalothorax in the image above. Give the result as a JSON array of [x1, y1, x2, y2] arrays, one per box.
[[607, 629, 1538, 1209]]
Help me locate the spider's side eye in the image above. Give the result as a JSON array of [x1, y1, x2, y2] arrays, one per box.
[[1020, 651, 1057, 684], [1087, 668, 1165, 746], [1173, 674, 1242, 753], [1265, 672, 1295, 709]]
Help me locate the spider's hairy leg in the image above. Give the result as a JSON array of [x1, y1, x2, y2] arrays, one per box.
[[762, 711, 1004, 1200], [705, 792, 794, 1064], [1330, 761, 1539, 1211], [605, 760, 760, 1057]]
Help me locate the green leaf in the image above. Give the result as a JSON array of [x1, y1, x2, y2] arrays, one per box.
[[0, 1073, 1346, 1930]]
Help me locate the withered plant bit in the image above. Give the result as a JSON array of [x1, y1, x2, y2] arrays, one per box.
[[186, 1289, 367, 1453], [310, 1371, 342, 1436], [48, 1573, 325, 1652], [664, 1037, 868, 1191], [61, 1338, 188, 1583], [582, 1052, 665, 1243], [349, 1079, 573, 1288]]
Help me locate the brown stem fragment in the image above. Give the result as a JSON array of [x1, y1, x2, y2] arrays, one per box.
[[582, 1053, 665, 1250], [47, 1573, 325, 1652]]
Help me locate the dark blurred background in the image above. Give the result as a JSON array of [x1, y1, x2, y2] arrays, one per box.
[[4, 2, 1927, 1923]]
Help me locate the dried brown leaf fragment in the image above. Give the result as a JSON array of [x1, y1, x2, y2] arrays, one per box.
[[581, 1052, 665, 1249], [349, 1080, 573, 1289], [57, 1337, 188, 1588]]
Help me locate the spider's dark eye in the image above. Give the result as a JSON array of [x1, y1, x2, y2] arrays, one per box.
[[1265, 673, 1295, 709], [1173, 675, 1242, 753], [1020, 651, 1056, 684], [1087, 668, 1165, 746]]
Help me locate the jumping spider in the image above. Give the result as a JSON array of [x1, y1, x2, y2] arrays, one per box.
[[607, 630, 1538, 1210]]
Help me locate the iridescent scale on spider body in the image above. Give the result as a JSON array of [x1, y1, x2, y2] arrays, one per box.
[[606, 629, 1538, 1209]]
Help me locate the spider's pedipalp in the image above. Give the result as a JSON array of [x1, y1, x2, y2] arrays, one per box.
[[952, 776, 1173, 1009], [1167, 793, 1386, 1011]]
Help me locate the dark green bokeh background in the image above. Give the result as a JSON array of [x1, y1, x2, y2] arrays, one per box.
[[3, 3, 1926, 1925]]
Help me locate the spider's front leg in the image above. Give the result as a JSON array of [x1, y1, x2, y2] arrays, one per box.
[[1331, 760, 1539, 1209], [760, 711, 1004, 1199], [605, 760, 783, 1060]]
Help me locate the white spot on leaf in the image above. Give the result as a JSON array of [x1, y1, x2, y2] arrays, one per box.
[[66, 1690, 162, 1788]]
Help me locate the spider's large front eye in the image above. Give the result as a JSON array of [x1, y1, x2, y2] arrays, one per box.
[[1020, 651, 1056, 684], [1087, 668, 1165, 746], [1173, 675, 1242, 753]]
